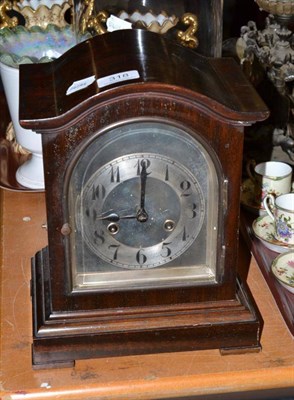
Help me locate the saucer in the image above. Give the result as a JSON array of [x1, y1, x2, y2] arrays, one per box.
[[271, 251, 294, 294], [252, 215, 294, 253], [241, 178, 265, 215]]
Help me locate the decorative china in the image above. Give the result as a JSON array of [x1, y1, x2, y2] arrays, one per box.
[[0, 25, 79, 67], [0, 0, 72, 30], [255, 0, 294, 17], [0, 58, 44, 189], [14, 0, 69, 9], [0, 134, 37, 192], [117, 10, 179, 34], [13, 3, 71, 29], [263, 193, 294, 245], [252, 214, 294, 253], [246, 160, 293, 209], [241, 178, 268, 215], [271, 251, 294, 294], [0, 25, 87, 189]]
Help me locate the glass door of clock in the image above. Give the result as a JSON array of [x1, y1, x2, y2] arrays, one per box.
[[66, 119, 223, 292]]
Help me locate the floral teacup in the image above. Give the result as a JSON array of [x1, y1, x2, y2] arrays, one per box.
[[247, 160, 292, 209], [263, 193, 294, 245]]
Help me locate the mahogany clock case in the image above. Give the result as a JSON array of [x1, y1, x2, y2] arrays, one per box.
[[19, 30, 268, 368]]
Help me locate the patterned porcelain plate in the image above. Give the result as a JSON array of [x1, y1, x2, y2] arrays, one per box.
[[271, 251, 294, 294], [252, 215, 294, 253]]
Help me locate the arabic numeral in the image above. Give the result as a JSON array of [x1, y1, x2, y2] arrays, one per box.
[[85, 207, 97, 221], [135, 158, 151, 175], [180, 180, 191, 197], [136, 249, 147, 265], [161, 242, 172, 257], [188, 203, 197, 219], [94, 229, 105, 245], [92, 184, 106, 200], [110, 165, 120, 183], [108, 244, 120, 260]]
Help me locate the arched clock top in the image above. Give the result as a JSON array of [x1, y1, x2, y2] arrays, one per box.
[[19, 29, 269, 131]]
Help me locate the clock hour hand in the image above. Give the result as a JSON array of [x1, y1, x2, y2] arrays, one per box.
[[137, 160, 149, 222], [96, 211, 137, 222]]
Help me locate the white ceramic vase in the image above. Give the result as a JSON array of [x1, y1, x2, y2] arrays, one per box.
[[0, 25, 89, 189], [0, 61, 44, 189]]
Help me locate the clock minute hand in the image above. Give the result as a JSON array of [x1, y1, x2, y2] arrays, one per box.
[[136, 160, 149, 223]]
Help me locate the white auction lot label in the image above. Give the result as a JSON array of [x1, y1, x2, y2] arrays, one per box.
[[97, 70, 140, 88], [66, 70, 140, 96], [66, 75, 96, 95]]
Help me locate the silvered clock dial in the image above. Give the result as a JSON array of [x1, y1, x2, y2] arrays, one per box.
[[68, 119, 220, 291], [81, 152, 205, 268]]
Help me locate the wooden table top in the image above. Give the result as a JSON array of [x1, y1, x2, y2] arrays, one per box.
[[0, 189, 293, 400]]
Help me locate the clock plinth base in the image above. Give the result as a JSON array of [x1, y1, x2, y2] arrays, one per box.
[[220, 345, 262, 356], [31, 248, 263, 369], [32, 360, 75, 371]]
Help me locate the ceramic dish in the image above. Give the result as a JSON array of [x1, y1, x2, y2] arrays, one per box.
[[241, 178, 266, 215], [252, 215, 294, 253], [118, 10, 178, 34], [271, 251, 294, 294], [255, 0, 294, 16], [0, 26, 88, 191], [15, 0, 67, 9], [13, 3, 71, 29], [241, 177, 294, 216], [0, 25, 89, 68]]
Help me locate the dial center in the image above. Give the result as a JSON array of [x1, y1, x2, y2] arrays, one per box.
[[102, 177, 181, 248]]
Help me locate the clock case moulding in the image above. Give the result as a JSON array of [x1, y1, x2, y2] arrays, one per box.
[[19, 29, 269, 369]]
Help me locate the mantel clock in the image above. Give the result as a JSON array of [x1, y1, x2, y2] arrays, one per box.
[[19, 29, 269, 368]]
